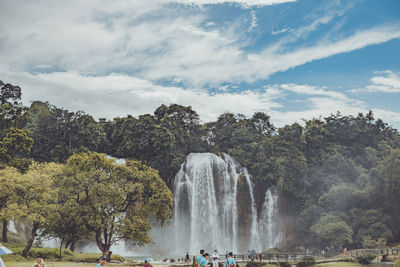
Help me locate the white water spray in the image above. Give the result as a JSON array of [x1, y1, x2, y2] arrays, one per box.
[[256, 188, 281, 250], [173, 153, 280, 254]]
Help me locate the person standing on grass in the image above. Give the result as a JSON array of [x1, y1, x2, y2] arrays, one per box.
[[32, 256, 46, 267], [96, 255, 107, 267]]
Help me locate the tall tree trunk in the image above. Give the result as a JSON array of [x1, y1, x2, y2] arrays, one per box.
[[2, 220, 8, 243], [59, 237, 64, 258], [22, 222, 39, 257], [65, 239, 71, 249], [95, 229, 111, 262], [106, 250, 112, 262], [69, 240, 76, 252]]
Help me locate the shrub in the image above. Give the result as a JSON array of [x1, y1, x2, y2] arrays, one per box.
[[170, 258, 176, 263], [394, 258, 400, 267], [246, 262, 262, 267], [279, 262, 291, 267], [356, 253, 377, 265], [63, 253, 124, 263]]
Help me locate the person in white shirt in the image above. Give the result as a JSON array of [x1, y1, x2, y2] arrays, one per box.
[[212, 249, 219, 267]]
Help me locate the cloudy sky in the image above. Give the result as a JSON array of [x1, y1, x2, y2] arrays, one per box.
[[1, 0, 400, 128]]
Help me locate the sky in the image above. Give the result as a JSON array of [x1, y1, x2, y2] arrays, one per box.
[[0, 0, 400, 128]]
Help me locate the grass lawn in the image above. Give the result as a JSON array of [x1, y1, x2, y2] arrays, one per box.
[[5, 262, 97, 267], [4, 262, 133, 267], [316, 262, 363, 267]]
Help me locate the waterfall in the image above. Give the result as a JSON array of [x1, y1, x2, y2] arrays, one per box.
[[173, 152, 280, 254], [9, 221, 17, 233], [257, 188, 281, 250]]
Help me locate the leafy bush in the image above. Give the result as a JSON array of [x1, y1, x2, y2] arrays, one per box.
[[296, 257, 315, 267], [356, 253, 376, 265], [279, 262, 291, 267], [362, 235, 387, 248], [394, 258, 400, 267], [246, 262, 263, 267], [63, 253, 124, 263], [0, 243, 124, 263]]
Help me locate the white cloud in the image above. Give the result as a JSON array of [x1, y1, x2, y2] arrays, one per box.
[[4, 68, 397, 128], [1, 1, 399, 129], [271, 27, 294, 35], [0, 69, 283, 122], [174, 0, 296, 7], [248, 10, 258, 31], [1, 1, 399, 87], [350, 70, 400, 93]]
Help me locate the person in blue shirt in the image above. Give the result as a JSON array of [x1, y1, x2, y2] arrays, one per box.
[[197, 249, 205, 266], [96, 256, 106, 267], [200, 253, 210, 267], [225, 252, 236, 267]]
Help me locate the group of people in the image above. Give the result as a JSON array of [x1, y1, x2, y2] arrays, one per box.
[[196, 249, 237, 267]]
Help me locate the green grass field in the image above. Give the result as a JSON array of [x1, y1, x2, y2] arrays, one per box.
[[4, 262, 98, 267], [316, 263, 363, 267], [2, 261, 372, 267], [4, 262, 134, 267]]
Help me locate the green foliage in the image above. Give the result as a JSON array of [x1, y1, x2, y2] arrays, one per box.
[[28, 101, 105, 163], [56, 152, 173, 255], [278, 262, 291, 267], [310, 215, 353, 247], [246, 262, 263, 267], [62, 253, 124, 263], [355, 253, 376, 265], [394, 258, 400, 267], [361, 236, 387, 248], [0, 81, 31, 132], [0, 128, 33, 172], [296, 258, 315, 267], [1, 244, 124, 263], [2, 81, 400, 251]]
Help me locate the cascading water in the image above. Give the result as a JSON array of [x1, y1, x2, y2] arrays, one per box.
[[256, 188, 281, 250], [173, 152, 281, 254]]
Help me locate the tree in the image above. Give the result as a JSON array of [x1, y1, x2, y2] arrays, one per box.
[[372, 148, 400, 241], [361, 235, 387, 249], [29, 101, 105, 162], [19, 163, 61, 257], [0, 81, 33, 243], [251, 112, 275, 136], [310, 215, 353, 247], [0, 80, 30, 132], [58, 152, 173, 261], [0, 167, 21, 242], [0, 163, 61, 257], [0, 128, 34, 172]]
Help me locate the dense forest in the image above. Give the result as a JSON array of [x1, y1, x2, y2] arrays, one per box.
[[1, 80, 400, 252]]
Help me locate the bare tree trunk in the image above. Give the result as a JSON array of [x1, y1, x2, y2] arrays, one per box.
[[65, 239, 71, 249], [95, 229, 111, 262], [22, 222, 39, 257], [2, 220, 8, 243], [69, 240, 76, 252], [59, 237, 64, 258]]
